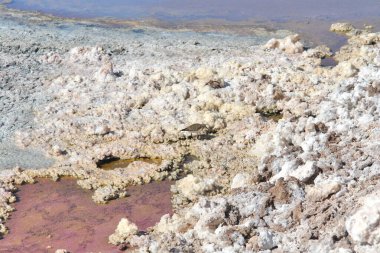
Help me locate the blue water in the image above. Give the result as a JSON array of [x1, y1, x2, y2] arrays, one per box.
[[4, 0, 380, 52], [5, 0, 380, 22]]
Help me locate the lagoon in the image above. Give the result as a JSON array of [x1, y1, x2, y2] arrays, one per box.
[[5, 0, 380, 22]]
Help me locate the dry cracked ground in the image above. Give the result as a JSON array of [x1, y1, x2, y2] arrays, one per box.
[[0, 12, 379, 253]]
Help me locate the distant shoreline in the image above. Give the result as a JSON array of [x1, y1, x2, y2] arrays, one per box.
[[2, 0, 379, 51]]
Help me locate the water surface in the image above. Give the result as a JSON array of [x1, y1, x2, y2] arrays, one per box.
[[97, 157, 162, 171], [4, 0, 380, 50], [5, 0, 380, 21], [0, 178, 172, 252]]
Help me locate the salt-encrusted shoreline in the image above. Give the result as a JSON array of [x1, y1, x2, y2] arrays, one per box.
[[0, 11, 379, 253]]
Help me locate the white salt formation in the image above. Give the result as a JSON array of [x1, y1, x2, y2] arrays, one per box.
[[0, 10, 379, 252], [265, 34, 304, 54], [109, 218, 138, 246]]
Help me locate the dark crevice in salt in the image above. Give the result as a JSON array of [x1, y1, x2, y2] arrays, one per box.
[[96, 156, 121, 168], [257, 108, 283, 122]]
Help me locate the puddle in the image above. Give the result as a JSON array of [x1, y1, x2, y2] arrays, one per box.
[[97, 157, 163, 170], [321, 57, 338, 67], [0, 178, 173, 252], [269, 18, 351, 52], [258, 108, 283, 122], [267, 114, 283, 123], [183, 154, 199, 164]]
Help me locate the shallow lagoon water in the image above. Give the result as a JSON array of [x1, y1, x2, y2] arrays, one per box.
[[4, 0, 380, 51], [5, 0, 380, 21], [0, 179, 172, 252]]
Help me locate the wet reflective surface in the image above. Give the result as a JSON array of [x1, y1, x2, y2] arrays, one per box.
[[4, 0, 380, 51], [5, 0, 380, 22], [0, 178, 172, 252], [98, 157, 162, 170]]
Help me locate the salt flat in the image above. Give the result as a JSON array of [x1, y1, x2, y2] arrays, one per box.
[[0, 6, 379, 253]]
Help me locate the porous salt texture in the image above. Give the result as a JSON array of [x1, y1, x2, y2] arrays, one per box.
[[0, 11, 379, 252]]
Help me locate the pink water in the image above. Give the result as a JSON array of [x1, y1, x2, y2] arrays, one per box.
[[0, 179, 173, 253]]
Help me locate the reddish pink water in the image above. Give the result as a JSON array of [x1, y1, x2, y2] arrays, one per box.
[[0, 179, 173, 253]]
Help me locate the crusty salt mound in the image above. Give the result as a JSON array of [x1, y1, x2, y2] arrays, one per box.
[[0, 16, 379, 252]]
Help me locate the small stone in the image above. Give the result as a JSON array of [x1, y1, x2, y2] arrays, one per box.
[[264, 34, 304, 54], [176, 175, 216, 201], [231, 173, 252, 189], [92, 186, 124, 204], [73, 75, 83, 83], [374, 55, 380, 66], [304, 45, 332, 59], [94, 124, 111, 135], [118, 243, 129, 251], [329, 248, 353, 253], [307, 182, 341, 201], [346, 193, 380, 245], [109, 218, 138, 246], [258, 229, 276, 250], [0, 224, 8, 234], [290, 161, 319, 183], [334, 62, 358, 78], [205, 79, 225, 89], [269, 178, 290, 204], [367, 81, 380, 96], [195, 67, 216, 80], [8, 195, 16, 203], [95, 61, 116, 82], [181, 124, 208, 133], [55, 250, 69, 253], [51, 145, 66, 156], [330, 23, 355, 34]]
